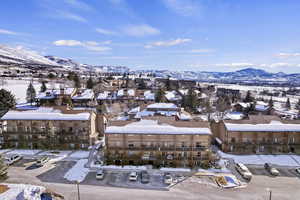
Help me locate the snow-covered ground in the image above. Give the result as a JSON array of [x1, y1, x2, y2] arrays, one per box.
[[37, 150, 72, 157], [0, 79, 41, 103], [219, 151, 300, 167], [0, 183, 45, 200], [160, 168, 191, 172], [6, 149, 41, 156], [64, 159, 89, 182], [68, 151, 90, 159]]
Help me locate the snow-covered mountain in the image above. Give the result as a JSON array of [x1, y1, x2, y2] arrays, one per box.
[[0, 45, 58, 66]]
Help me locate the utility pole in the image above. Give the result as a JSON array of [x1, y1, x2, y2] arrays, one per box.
[[266, 188, 272, 200]]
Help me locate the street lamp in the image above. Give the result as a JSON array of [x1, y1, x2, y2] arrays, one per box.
[[75, 181, 81, 200], [266, 188, 272, 200]]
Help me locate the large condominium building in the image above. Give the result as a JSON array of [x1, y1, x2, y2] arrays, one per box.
[[0, 107, 98, 149], [211, 115, 300, 154], [104, 119, 212, 168]]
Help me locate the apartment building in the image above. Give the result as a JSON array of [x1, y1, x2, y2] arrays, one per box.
[[211, 115, 300, 154], [72, 89, 95, 107], [0, 107, 98, 149], [36, 88, 76, 106], [104, 119, 212, 168]]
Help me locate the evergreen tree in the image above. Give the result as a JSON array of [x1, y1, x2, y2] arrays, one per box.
[[73, 74, 81, 88], [165, 76, 171, 90], [296, 99, 300, 110], [155, 88, 165, 102], [86, 76, 94, 89], [183, 89, 198, 112], [138, 79, 146, 90], [285, 98, 291, 109], [268, 97, 274, 108], [40, 81, 47, 92], [26, 82, 36, 105], [0, 89, 16, 111], [244, 90, 254, 102]]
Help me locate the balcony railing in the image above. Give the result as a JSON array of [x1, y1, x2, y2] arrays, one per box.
[[108, 146, 207, 151]]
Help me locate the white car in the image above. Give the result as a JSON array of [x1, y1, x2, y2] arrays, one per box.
[[235, 163, 252, 180], [4, 154, 22, 165], [96, 169, 105, 180], [129, 171, 138, 181], [164, 173, 173, 185], [36, 156, 50, 167]]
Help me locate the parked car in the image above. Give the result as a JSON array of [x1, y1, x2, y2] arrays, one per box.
[[94, 159, 103, 166], [235, 163, 252, 180], [96, 169, 105, 180], [36, 156, 50, 167], [164, 173, 173, 185], [141, 171, 150, 184], [295, 167, 300, 175], [129, 171, 138, 181], [4, 154, 22, 165], [264, 163, 279, 176]]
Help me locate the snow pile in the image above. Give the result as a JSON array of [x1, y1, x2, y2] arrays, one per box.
[[64, 159, 89, 182], [0, 184, 45, 200], [69, 151, 90, 159], [160, 168, 191, 172]]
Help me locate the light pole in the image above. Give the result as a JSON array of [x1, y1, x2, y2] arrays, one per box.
[[76, 181, 80, 200], [266, 188, 272, 200]]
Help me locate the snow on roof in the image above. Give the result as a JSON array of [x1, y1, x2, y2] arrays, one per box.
[[64, 88, 75, 95], [165, 90, 182, 101], [144, 90, 155, 100], [147, 103, 178, 109], [97, 91, 109, 100], [224, 112, 244, 120], [236, 102, 250, 108], [128, 89, 135, 96], [72, 89, 94, 100], [1, 109, 90, 121], [128, 106, 140, 114], [225, 123, 300, 132], [105, 120, 211, 135], [117, 89, 124, 97], [255, 105, 269, 112]]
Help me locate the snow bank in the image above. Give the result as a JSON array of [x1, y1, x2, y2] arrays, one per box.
[[0, 184, 45, 200], [69, 151, 90, 159], [219, 151, 300, 166], [64, 159, 89, 182], [6, 149, 41, 156], [160, 168, 191, 172]]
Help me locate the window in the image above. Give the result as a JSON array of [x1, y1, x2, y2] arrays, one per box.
[[195, 142, 201, 148], [128, 143, 134, 148]]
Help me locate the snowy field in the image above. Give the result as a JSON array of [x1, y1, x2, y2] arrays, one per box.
[[0, 79, 41, 103], [64, 159, 89, 182], [0, 183, 45, 200], [219, 151, 300, 167]]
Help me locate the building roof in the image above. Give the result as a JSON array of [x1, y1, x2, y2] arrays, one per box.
[[147, 103, 178, 109], [1, 108, 90, 121], [225, 122, 300, 132], [105, 120, 211, 135], [72, 89, 94, 100]]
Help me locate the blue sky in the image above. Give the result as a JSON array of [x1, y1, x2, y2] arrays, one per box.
[[1, 0, 300, 73]]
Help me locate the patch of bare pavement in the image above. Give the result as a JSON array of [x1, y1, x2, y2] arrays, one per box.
[[3, 164, 300, 200]]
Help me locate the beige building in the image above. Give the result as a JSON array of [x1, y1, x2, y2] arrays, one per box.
[[104, 119, 212, 168], [211, 115, 300, 154], [0, 107, 98, 149]]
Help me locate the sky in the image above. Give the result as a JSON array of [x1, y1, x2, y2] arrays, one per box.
[[1, 0, 300, 73]]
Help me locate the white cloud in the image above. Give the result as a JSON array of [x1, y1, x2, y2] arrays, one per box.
[[0, 29, 18, 35], [54, 10, 87, 22], [96, 28, 118, 36], [276, 52, 300, 58], [122, 24, 160, 37], [64, 0, 93, 11], [145, 38, 191, 48], [53, 40, 111, 52], [269, 62, 293, 68], [163, 0, 202, 17]]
